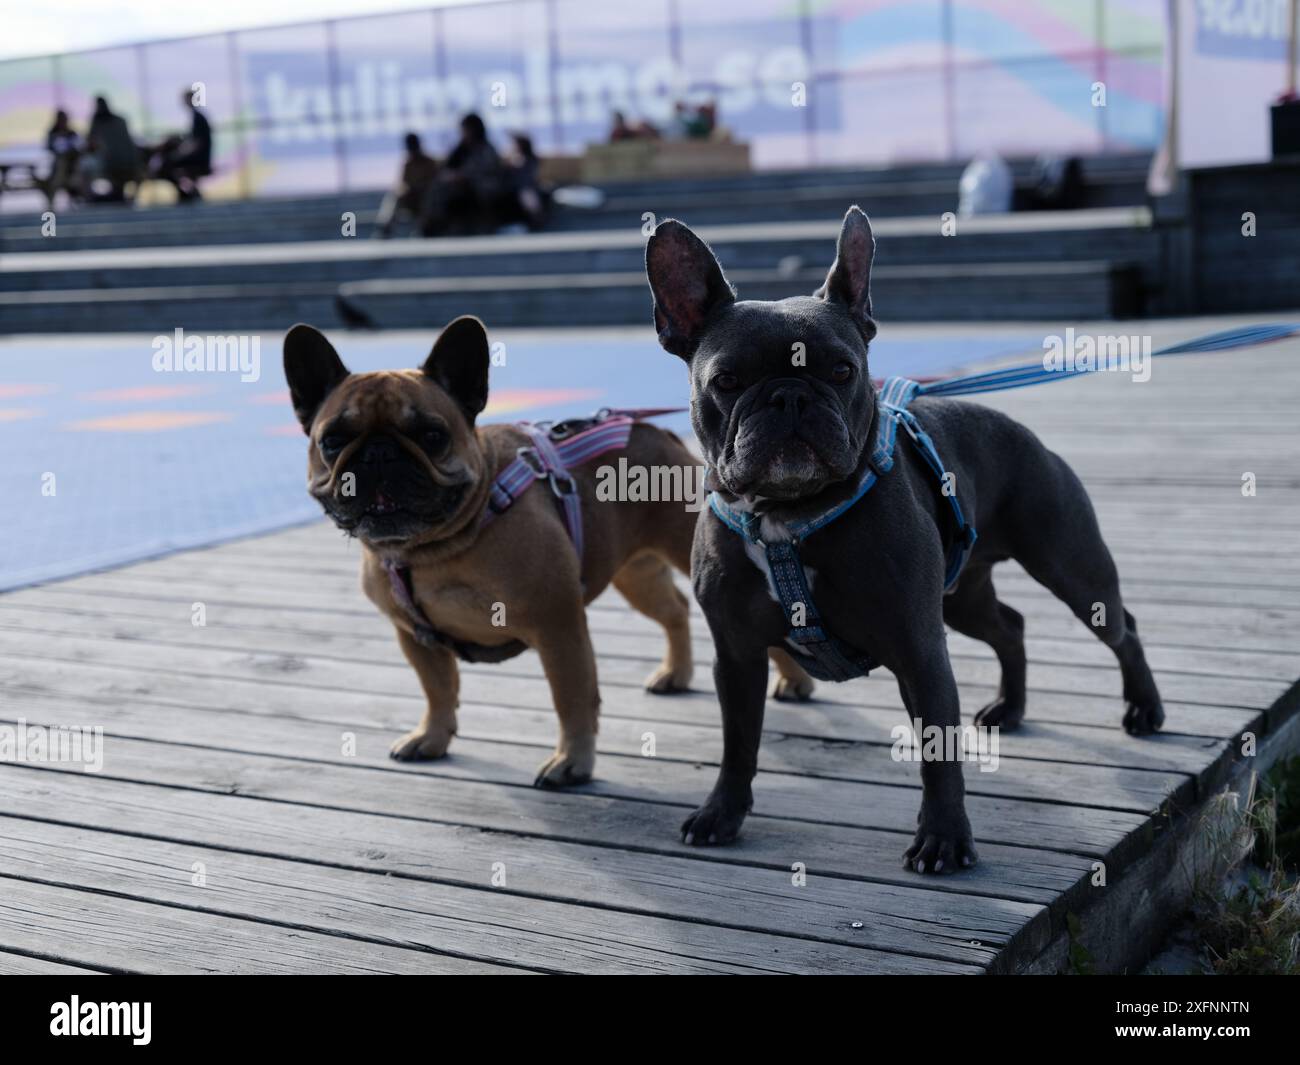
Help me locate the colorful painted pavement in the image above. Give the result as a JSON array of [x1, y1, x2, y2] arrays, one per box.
[[0, 328, 1035, 590]]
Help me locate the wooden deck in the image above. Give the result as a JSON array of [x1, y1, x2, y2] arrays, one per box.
[[2, 326, 1298, 974]]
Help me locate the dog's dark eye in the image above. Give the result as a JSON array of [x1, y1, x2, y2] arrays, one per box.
[[712, 372, 740, 393], [831, 363, 854, 384], [421, 426, 448, 452], [319, 433, 346, 457]]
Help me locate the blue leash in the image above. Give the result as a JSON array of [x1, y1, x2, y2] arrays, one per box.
[[917, 323, 1300, 399]]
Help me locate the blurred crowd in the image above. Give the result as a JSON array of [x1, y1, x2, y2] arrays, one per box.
[[375, 114, 546, 238], [39, 89, 212, 207], [377, 101, 727, 238], [35, 98, 730, 231], [609, 100, 719, 143]]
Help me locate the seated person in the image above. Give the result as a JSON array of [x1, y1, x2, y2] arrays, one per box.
[[149, 89, 213, 201], [673, 100, 716, 140], [40, 109, 83, 207], [419, 113, 504, 236], [499, 132, 547, 231], [78, 96, 139, 202], [609, 110, 658, 141], [373, 132, 439, 238]]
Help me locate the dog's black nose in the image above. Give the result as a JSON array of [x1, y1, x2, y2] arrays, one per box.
[[767, 383, 810, 415], [358, 436, 400, 464]]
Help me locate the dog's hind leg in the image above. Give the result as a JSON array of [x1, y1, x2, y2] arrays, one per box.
[[614, 551, 694, 693], [1011, 489, 1164, 735], [942, 563, 1026, 729], [1111, 608, 1164, 734], [767, 647, 815, 702]]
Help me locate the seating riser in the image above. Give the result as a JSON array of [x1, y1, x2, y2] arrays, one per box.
[[0, 229, 1159, 294], [0, 266, 1135, 333], [1, 180, 1148, 253]]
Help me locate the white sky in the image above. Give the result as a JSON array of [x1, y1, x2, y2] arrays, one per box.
[[1, 0, 490, 60]]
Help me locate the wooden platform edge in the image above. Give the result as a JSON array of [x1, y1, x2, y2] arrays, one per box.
[[1019, 677, 1300, 974]]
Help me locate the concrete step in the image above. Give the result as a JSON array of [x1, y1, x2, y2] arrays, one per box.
[[0, 210, 1158, 296], [0, 188, 974, 251], [0, 155, 1149, 229], [0, 156, 1151, 253], [0, 260, 1143, 333]]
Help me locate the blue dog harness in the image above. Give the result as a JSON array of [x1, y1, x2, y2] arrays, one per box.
[[703, 321, 1300, 682], [708, 377, 977, 683]]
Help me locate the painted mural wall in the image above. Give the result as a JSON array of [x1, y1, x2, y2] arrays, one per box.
[[0, 0, 1166, 202]]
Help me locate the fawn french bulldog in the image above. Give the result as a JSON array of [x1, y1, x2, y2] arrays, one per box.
[[284, 315, 814, 786]]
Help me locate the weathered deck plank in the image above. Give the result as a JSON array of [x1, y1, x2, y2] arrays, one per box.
[[0, 878, 528, 974], [0, 951, 104, 975], [4, 815, 987, 975], [0, 798, 999, 973], [1, 332, 1297, 973], [0, 660, 1195, 814]]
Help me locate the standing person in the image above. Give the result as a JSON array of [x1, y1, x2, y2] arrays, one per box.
[[40, 109, 83, 207], [373, 132, 439, 238], [79, 96, 139, 202], [151, 88, 213, 201]]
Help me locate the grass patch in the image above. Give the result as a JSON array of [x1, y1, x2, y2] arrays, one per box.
[[1189, 758, 1300, 975]]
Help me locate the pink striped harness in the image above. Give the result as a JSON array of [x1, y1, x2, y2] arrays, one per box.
[[382, 407, 683, 657]]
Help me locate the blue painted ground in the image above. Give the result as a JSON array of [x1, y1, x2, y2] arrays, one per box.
[[0, 329, 1035, 591]]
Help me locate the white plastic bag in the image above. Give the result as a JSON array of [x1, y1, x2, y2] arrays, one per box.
[[957, 152, 1013, 217]]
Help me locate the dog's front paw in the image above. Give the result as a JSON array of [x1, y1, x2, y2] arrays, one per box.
[[644, 663, 692, 694], [904, 818, 978, 874], [389, 725, 455, 761], [1123, 696, 1164, 736], [534, 738, 595, 788], [973, 696, 1024, 730], [681, 789, 751, 846]]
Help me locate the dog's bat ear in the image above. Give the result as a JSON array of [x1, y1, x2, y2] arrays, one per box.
[[816, 206, 877, 341], [645, 219, 736, 360], [283, 324, 350, 434], [422, 315, 490, 426]]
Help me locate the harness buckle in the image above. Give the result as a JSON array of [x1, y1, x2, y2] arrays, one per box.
[[516, 446, 547, 479], [549, 470, 579, 497]]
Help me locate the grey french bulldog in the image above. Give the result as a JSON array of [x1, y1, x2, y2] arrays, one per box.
[[644, 206, 1164, 873]]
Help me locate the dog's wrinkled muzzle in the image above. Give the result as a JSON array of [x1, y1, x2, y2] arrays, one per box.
[[719, 377, 859, 499], [759, 377, 815, 429]]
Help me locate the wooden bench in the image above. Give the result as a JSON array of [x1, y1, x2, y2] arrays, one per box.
[[581, 139, 751, 182], [0, 161, 41, 203]]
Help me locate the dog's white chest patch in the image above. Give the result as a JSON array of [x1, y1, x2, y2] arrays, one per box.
[[737, 514, 816, 605]]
